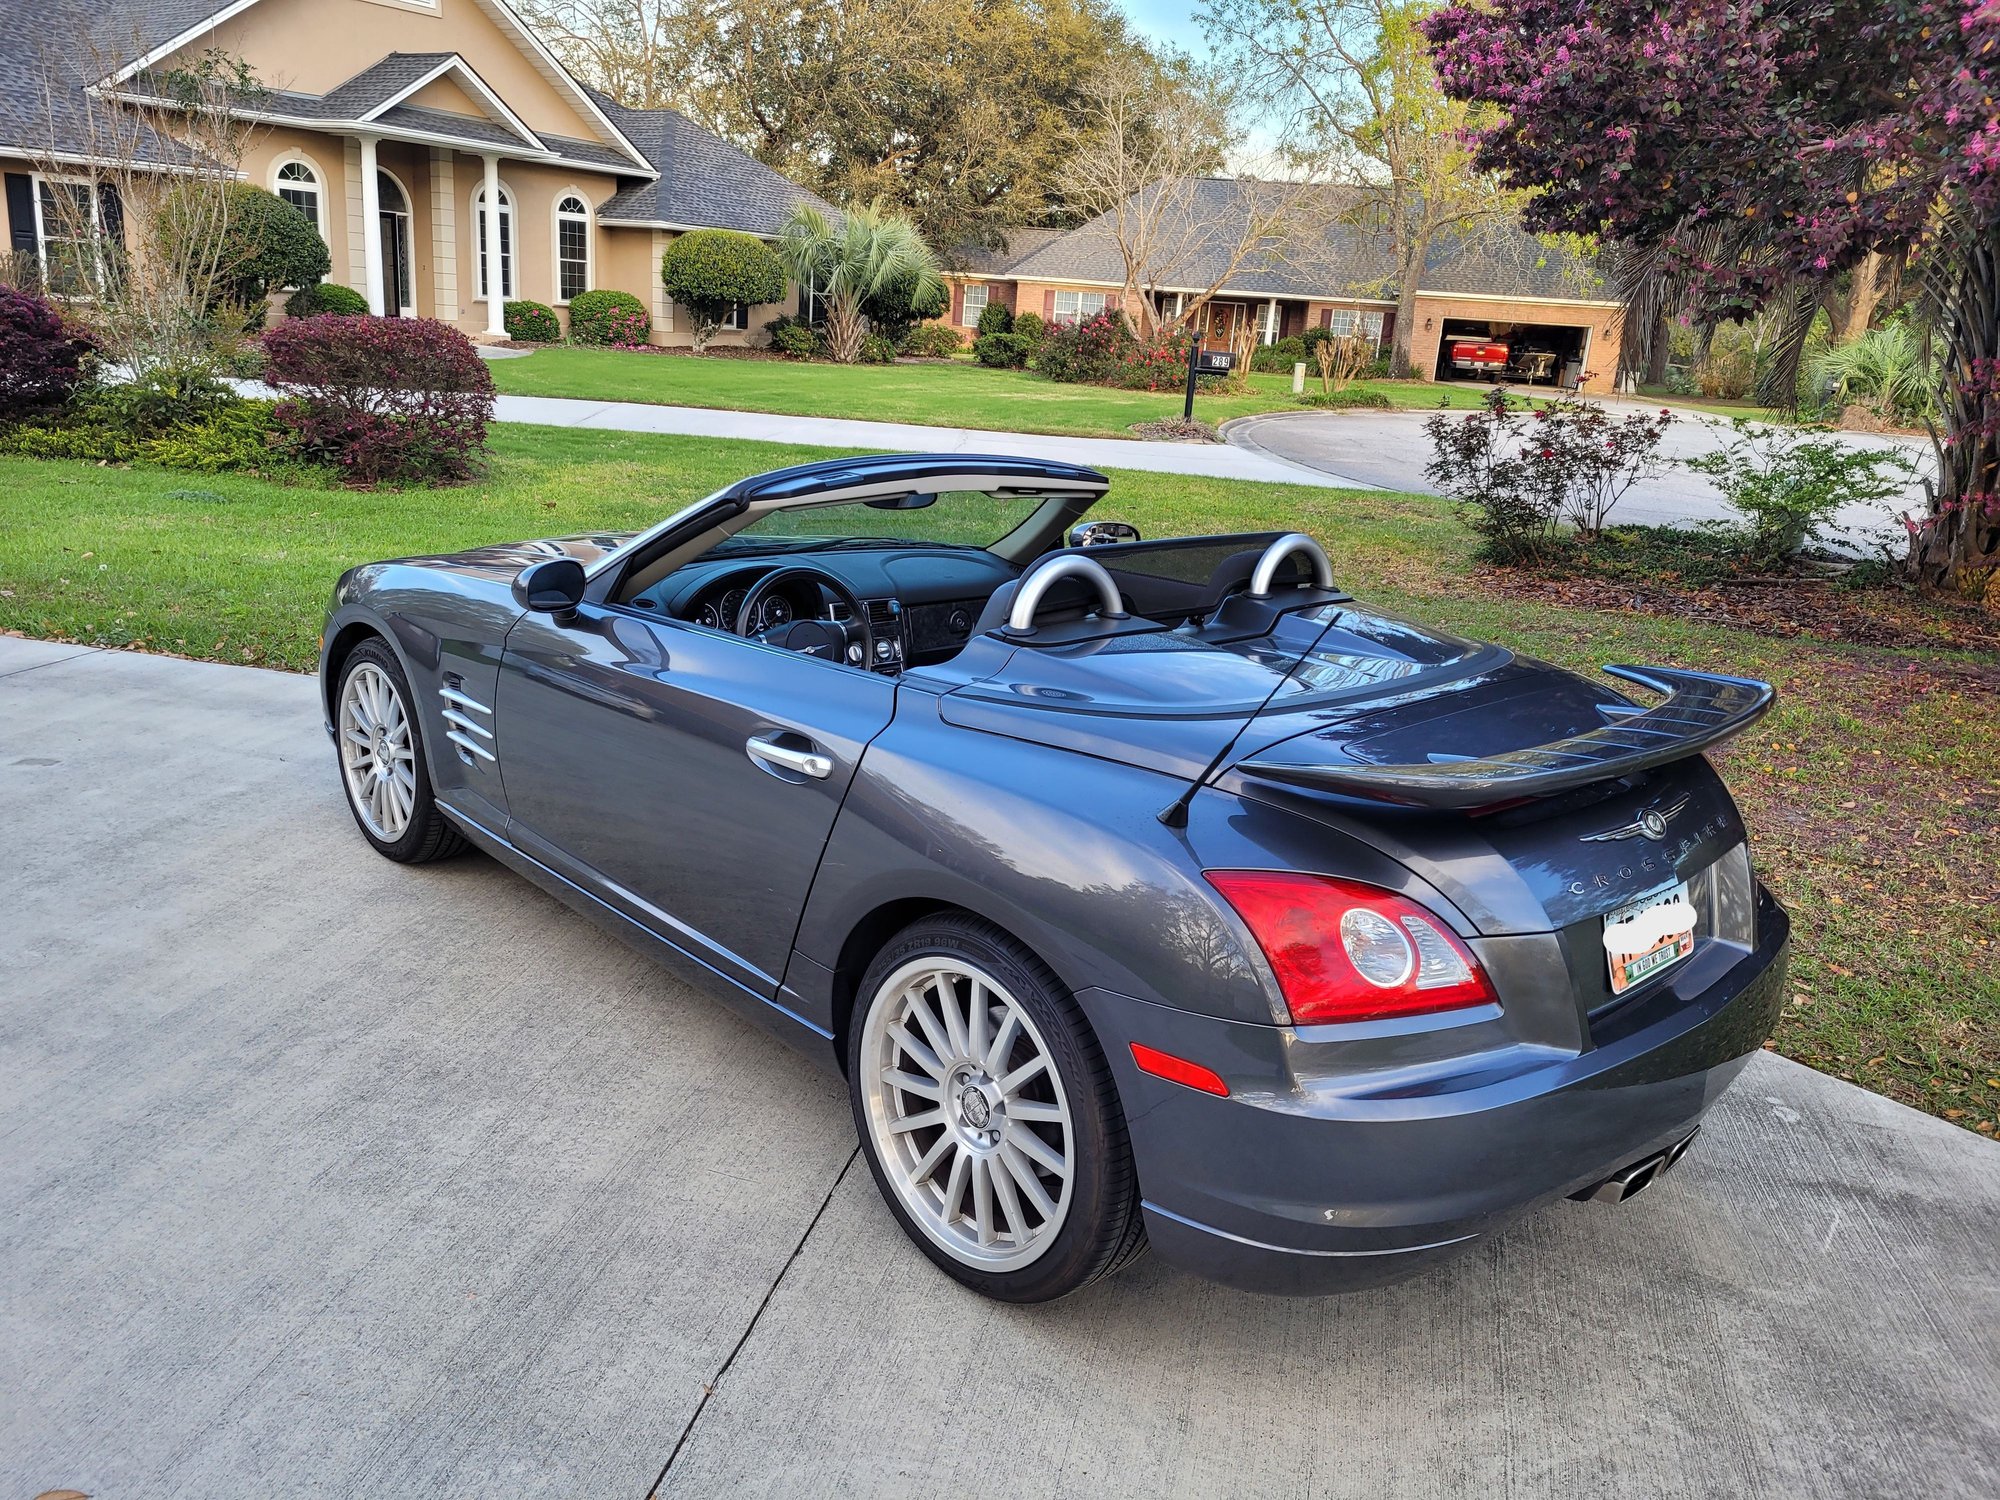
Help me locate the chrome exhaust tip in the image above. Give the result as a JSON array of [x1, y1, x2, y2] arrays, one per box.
[[1571, 1128, 1700, 1204]]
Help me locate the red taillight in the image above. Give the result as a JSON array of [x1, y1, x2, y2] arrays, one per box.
[[1203, 870, 1496, 1025], [1130, 1042, 1230, 1096]]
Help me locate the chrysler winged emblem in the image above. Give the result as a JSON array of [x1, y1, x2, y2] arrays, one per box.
[[1581, 793, 1691, 844]]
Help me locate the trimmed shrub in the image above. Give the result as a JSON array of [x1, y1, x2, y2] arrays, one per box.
[[659, 230, 784, 351], [0, 284, 91, 420], [975, 299, 1013, 337], [864, 273, 949, 344], [504, 299, 562, 343], [263, 315, 494, 485], [163, 184, 331, 319], [285, 281, 369, 320], [899, 322, 962, 358], [567, 288, 651, 347], [0, 392, 303, 477], [859, 332, 897, 364], [973, 331, 1032, 368], [1012, 310, 1045, 349], [765, 314, 823, 359], [1250, 335, 1309, 373], [1296, 388, 1391, 409]]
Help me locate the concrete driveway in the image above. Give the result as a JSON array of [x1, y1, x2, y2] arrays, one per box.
[[4, 635, 1996, 1498], [1228, 404, 1932, 550]]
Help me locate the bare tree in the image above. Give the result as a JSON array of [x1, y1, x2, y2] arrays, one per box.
[[1201, 0, 1523, 377], [516, 1, 693, 109], [1058, 58, 1325, 338], [25, 42, 269, 391]]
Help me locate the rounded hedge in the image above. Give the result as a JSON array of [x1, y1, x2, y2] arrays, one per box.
[[975, 299, 1013, 337], [567, 288, 651, 346], [165, 184, 331, 307], [284, 281, 368, 319], [0, 283, 90, 420], [504, 299, 562, 342], [661, 230, 785, 308]]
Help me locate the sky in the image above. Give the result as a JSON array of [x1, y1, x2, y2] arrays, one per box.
[[1111, 0, 1207, 56]]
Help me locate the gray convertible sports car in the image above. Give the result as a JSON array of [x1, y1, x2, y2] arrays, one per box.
[[321, 453, 1789, 1302]]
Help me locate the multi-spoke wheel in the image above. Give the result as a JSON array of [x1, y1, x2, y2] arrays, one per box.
[[332, 638, 466, 863], [849, 915, 1145, 1301]]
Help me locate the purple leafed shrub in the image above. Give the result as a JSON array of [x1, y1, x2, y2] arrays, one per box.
[[0, 284, 91, 421], [262, 315, 495, 485]]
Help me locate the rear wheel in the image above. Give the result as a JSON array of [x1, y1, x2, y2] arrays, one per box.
[[848, 914, 1145, 1302], [334, 639, 467, 863]]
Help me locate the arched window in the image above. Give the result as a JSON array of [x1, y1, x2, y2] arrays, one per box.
[[472, 184, 514, 301], [274, 158, 324, 237], [555, 194, 590, 303]]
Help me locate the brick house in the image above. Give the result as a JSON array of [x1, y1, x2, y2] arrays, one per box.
[[939, 179, 1627, 390], [0, 0, 831, 346]]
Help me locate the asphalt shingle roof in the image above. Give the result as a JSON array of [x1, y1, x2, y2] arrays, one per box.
[[318, 53, 455, 119], [1005, 179, 1610, 304], [591, 91, 833, 235], [0, 1, 219, 166], [948, 226, 1068, 275]]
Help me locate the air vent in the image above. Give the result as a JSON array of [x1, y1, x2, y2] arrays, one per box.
[[439, 678, 496, 768]]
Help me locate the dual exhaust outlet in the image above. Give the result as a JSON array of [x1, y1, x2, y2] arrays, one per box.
[[1570, 1128, 1700, 1204]]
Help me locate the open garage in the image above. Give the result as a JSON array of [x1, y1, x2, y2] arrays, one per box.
[[1410, 292, 1626, 395]]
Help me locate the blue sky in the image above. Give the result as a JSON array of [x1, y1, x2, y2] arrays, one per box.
[[1111, 0, 1206, 55]]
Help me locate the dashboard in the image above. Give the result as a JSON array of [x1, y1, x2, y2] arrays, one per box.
[[623, 545, 1019, 671]]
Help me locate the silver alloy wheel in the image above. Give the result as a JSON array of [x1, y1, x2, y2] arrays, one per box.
[[860, 956, 1075, 1271], [337, 662, 418, 841]]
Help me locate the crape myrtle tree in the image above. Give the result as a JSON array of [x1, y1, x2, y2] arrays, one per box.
[[1421, 0, 2000, 602]]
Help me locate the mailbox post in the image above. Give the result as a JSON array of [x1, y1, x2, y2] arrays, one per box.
[[1181, 338, 1236, 422]]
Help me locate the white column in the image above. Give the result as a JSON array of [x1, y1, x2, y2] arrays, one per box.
[[358, 135, 384, 316], [1263, 298, 1279, 344], [481, 153, 506, 337]]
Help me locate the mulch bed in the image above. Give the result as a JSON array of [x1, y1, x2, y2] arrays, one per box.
[[1484, 568, 2000, 653]]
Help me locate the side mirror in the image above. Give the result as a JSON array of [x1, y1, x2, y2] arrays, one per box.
[[512, 557, 587, 614], [1068, 520, 1141, 549]]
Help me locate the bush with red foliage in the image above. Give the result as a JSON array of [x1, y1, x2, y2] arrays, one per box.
[[1036, 310, 1193, 391], [262, 314, 495, 485], [0, 284, 92, 421]]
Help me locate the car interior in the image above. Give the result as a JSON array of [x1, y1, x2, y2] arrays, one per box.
[[611, 487, 1339, 676]]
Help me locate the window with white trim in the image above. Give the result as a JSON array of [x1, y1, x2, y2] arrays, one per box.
[[274, 160, 323, 237], [34, 177, 103, 297], [960, 283, 988, 327], [1325, 308, 1386, 343], [473, 184, 514, 301], [555, 194, 590, 302], [1051, 289, 1108, 326], [719, 301, 749, 331]]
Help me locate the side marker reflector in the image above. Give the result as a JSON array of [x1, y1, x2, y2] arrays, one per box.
[[1130, 1042, 1229, 1097]]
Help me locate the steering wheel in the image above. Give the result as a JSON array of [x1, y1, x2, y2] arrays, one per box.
[[735, 564, 875, 667]]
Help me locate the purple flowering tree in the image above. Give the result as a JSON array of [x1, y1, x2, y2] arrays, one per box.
[[1422, 0, 2000, 600]]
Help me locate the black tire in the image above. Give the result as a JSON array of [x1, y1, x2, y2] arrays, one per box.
[[847, 913, 1146, 1302], [333, 638, 468, 864]]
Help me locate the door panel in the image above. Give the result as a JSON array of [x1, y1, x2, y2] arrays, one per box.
[[496, 605, 896, 994]]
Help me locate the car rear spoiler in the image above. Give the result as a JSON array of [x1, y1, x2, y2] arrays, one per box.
[[1236, 666, 1775, 809]]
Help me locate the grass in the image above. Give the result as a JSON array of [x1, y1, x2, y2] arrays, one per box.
[[486, 345, 1507, 439], [1, 425, 1993, 1136]]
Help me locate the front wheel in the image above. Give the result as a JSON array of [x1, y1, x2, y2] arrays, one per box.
[[333, 638, 467, 863], [848, 915, 1145, 1302]]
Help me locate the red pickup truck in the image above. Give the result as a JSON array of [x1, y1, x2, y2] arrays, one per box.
[[1448, 336, 1510, 376]]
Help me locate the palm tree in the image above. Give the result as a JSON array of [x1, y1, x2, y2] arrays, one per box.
[[777, 202, 942, 364]]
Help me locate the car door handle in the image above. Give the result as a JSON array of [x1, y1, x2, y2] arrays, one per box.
[[746, 734, 834, 780]]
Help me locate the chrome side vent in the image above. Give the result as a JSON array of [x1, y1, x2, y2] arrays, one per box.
[[439, 678, 496, 768]]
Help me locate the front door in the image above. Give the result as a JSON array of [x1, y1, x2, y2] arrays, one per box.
[[1205, 302, 1239, 352], [494, 606, 897, 997], [378, 212, 410, 316]]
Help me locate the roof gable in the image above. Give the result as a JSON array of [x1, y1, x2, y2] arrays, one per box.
[[592, 92, 835, 237]]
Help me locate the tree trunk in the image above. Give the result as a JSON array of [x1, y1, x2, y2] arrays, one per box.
[[1389, 228, 1429, 380], [824, 295, 865, 363], [1905, 227, 1999, 607], [1644, 309, 1672, 388], [1839, 251, 1887, 343]]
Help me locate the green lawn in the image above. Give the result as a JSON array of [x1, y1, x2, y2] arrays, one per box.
[[2, 425, 1993, 1136], [486, 346, 1505, 439]]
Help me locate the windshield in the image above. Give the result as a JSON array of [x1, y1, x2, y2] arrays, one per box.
[[713, 490, 1052, 554]]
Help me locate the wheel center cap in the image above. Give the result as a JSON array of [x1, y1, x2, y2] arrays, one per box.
[[959, 1086, 991, 1130]]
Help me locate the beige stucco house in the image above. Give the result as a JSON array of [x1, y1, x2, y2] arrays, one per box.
[[0, 0, 830, 346]]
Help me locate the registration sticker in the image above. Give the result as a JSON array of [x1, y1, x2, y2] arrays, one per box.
[[1603, 881, 1697, 995]]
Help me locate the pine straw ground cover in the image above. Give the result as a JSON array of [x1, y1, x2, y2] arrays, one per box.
[[1, 428, 1994, 1132]]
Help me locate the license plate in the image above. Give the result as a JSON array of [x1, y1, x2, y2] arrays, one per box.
[[1603, 881, 1697, 994]]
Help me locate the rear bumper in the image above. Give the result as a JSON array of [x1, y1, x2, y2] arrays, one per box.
[[1083, 889, 1790, 1296]]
